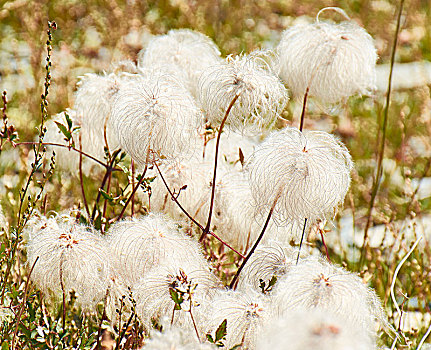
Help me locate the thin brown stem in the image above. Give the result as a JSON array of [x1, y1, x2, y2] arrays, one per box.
[[202, 94, 240, 239], [320, 228, 331, 262], [96, 288, 109, 350], [78, 135, 90, 217], [11, 257, 39, 350], [60, 258, 66, 330], [131, 160, 135, 217], [154, 160, 245, 258], [361, 0, 405, 264], [230, 199, 278, 289], [189, 299, 201, 343], [296, 218, 308, 264], [299, 87, 309, 132], [15, 142, 121, 171], [101, 173, 112, 232]]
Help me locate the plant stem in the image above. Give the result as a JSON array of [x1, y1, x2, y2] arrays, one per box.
[[153, 160, 245, 258], [229, 199, 277, 289], [361, 0, 405, 264], [15, 142, 121, 171], [296, 218, 308, 264], [11, 257, 39, 350], [299, 87, 309, 132], [78, 135, 90, 217], [202, 94, 240, 239]]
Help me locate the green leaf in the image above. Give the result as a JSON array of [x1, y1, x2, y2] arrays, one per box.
[[169, 288, 183, 306], [268, 275, 277, 288], [2, 341, 9, 350], [229, 344, 242, 350], [99, 189, 113, 202], [215, 319, 227, 342], [206, 334, 214, 343], [65, 112, 73, 129], [54, 121, 71, 141]]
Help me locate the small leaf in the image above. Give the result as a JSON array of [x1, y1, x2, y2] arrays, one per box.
[[268, 275, 278, 288], [99, 189, 113, 202], [169, 288, 183, 306], [215, 319, 227, 342], [65, 112, 73, 129], [206, 334, 214, 343], [54, 121, 71, 141], [239, 147, 244, 166]]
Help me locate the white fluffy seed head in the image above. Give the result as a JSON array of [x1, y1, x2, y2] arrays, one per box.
[[203, 289, 271, 349], [134, 259, 220, 332], [277, 19, 377, 104], [257, 309, 376, 350], [139, 29, 222, 98], [110, 73, 202, 165], [272, 256, 389, 337], [140, 155, 230, 231], [106, 214, 206, 285], [141, 324, 217, 350], [237, 241, 296, 292], [198, 51, 289, 134], [248, 127, 353, 225], [26, 214, 110, 308]]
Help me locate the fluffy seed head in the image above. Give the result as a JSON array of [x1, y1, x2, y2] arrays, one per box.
[[106, 214, 206, 285], [26, 214, 110, 308], [134, 259, 220, 332], [204, 289, 271, 349], [248, 127, 353, 225], [272, 256, 389, 337], [237, 241, 296, 292], [198, 51, 289, 134], [110, 73, 202, 165], [141, 324, 217, 350], [257, 309, 376, 350], [139, 29, 222, 98], [277, 18, 377, 104]]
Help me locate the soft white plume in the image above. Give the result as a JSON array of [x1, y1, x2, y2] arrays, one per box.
[[203, 289, 271, 349], [199, 51, 288, 134], [277, 18, 377, 104], [248, 127, 353, 226], [26, 214, 110, 308], [139, 29, 222, 98], [110, 72, 202, 165], [272, 256, 389, 338], [106, 214, 207, 285], [257, 309, 376, 350]]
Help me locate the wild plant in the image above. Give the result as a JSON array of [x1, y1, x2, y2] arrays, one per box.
[[0, 1, 428, 349]]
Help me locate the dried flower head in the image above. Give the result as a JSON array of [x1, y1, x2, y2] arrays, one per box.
[[106, 214, 207, 285], [198, 51, 288, 134], [139, 29, 222, 98], [26, 214, 110, 308], [277, 13, 377, 104], [272, 256, 389, 337], [237, 241, 296, 292], [134, 259, 220, 332], [257, 309, 375, 350], [203, 289, 270, 349], [110, 73, 202, 165], [248, 127, 353, 226]]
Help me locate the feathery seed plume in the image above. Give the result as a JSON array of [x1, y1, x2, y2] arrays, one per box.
[[139, 29, 222, 98], [110, 73, 202, 165], [277, 14, 377, 104], [107, 214, 207, 285], [257, 309, 376, 350], [26, 214, 111, 308], [272, 256, 389, 337], [204, 289, 271, 349], [198, 51, 288, 134], [248, 127, 352, 227]]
